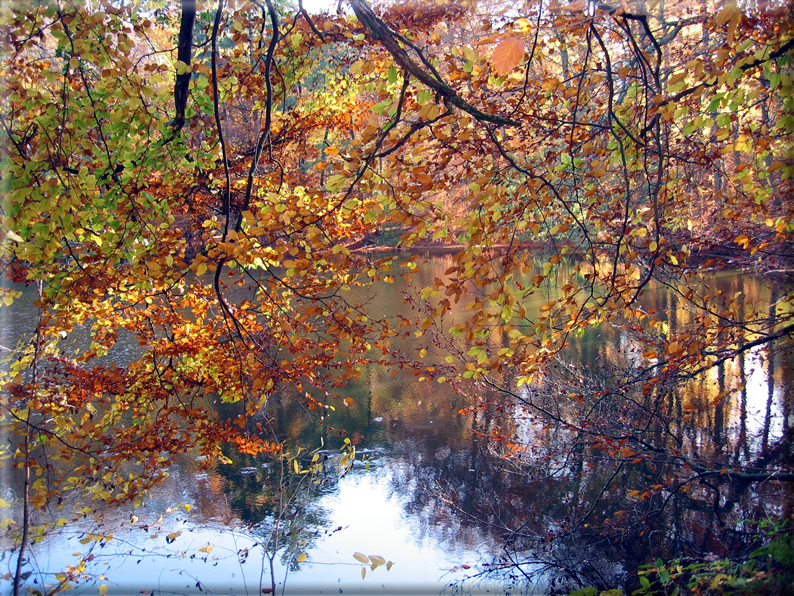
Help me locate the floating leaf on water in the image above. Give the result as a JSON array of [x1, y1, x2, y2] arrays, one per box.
[[353, 552, 369, 564]]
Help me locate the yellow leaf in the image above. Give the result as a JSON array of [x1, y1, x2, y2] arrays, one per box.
[[0, 498, 11, 508], [99, 585, 108, 595], [325, 174, 347, 192], [297, 552, 308, 562], [369, 555, 386, 566], [353, 552, 369, 564], [198, 543, 213, 554], [175, 60, 192, 75], [361, 567, 366, 579], [491, 37, 525, 76], [715, 1, 740, 26], [386, 561, 394, 571]]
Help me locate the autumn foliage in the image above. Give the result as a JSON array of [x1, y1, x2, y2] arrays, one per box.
[[1, 0, 793, 592]]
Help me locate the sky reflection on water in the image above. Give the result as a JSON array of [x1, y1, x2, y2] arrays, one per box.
[[2, 256, 792, 595]]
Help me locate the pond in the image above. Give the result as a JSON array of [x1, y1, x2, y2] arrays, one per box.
[[1, 253, 792, 595]]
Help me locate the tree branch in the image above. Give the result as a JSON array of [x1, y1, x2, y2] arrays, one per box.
[[348, 0, 520, 127], [658, 36, 794, 110]]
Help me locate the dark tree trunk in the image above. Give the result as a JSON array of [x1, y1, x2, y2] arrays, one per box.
[[171, 0, 196, 130]]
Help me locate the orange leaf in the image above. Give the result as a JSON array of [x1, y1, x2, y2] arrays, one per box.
[[492, 37, 525, 76]]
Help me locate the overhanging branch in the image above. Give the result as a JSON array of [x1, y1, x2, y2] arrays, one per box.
[[348, 0, 520, 127]]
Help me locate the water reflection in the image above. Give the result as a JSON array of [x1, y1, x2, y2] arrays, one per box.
[[2, 255, 792, 594]]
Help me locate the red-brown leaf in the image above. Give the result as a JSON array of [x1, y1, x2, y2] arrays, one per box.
[[492, 37, 525, 76]]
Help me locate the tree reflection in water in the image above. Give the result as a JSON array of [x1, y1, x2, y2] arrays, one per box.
[[4, 261, 790, 594], [208, 311, 791, 594], [377, 330, 792, 592]]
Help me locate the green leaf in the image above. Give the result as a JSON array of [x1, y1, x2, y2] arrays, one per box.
[[325, 174, 347, 192]]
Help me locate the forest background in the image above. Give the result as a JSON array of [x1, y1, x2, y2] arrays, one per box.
[[1, 0, 793, 594]]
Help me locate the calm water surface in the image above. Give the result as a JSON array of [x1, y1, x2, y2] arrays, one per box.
[[1, 254, 791, 595]]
